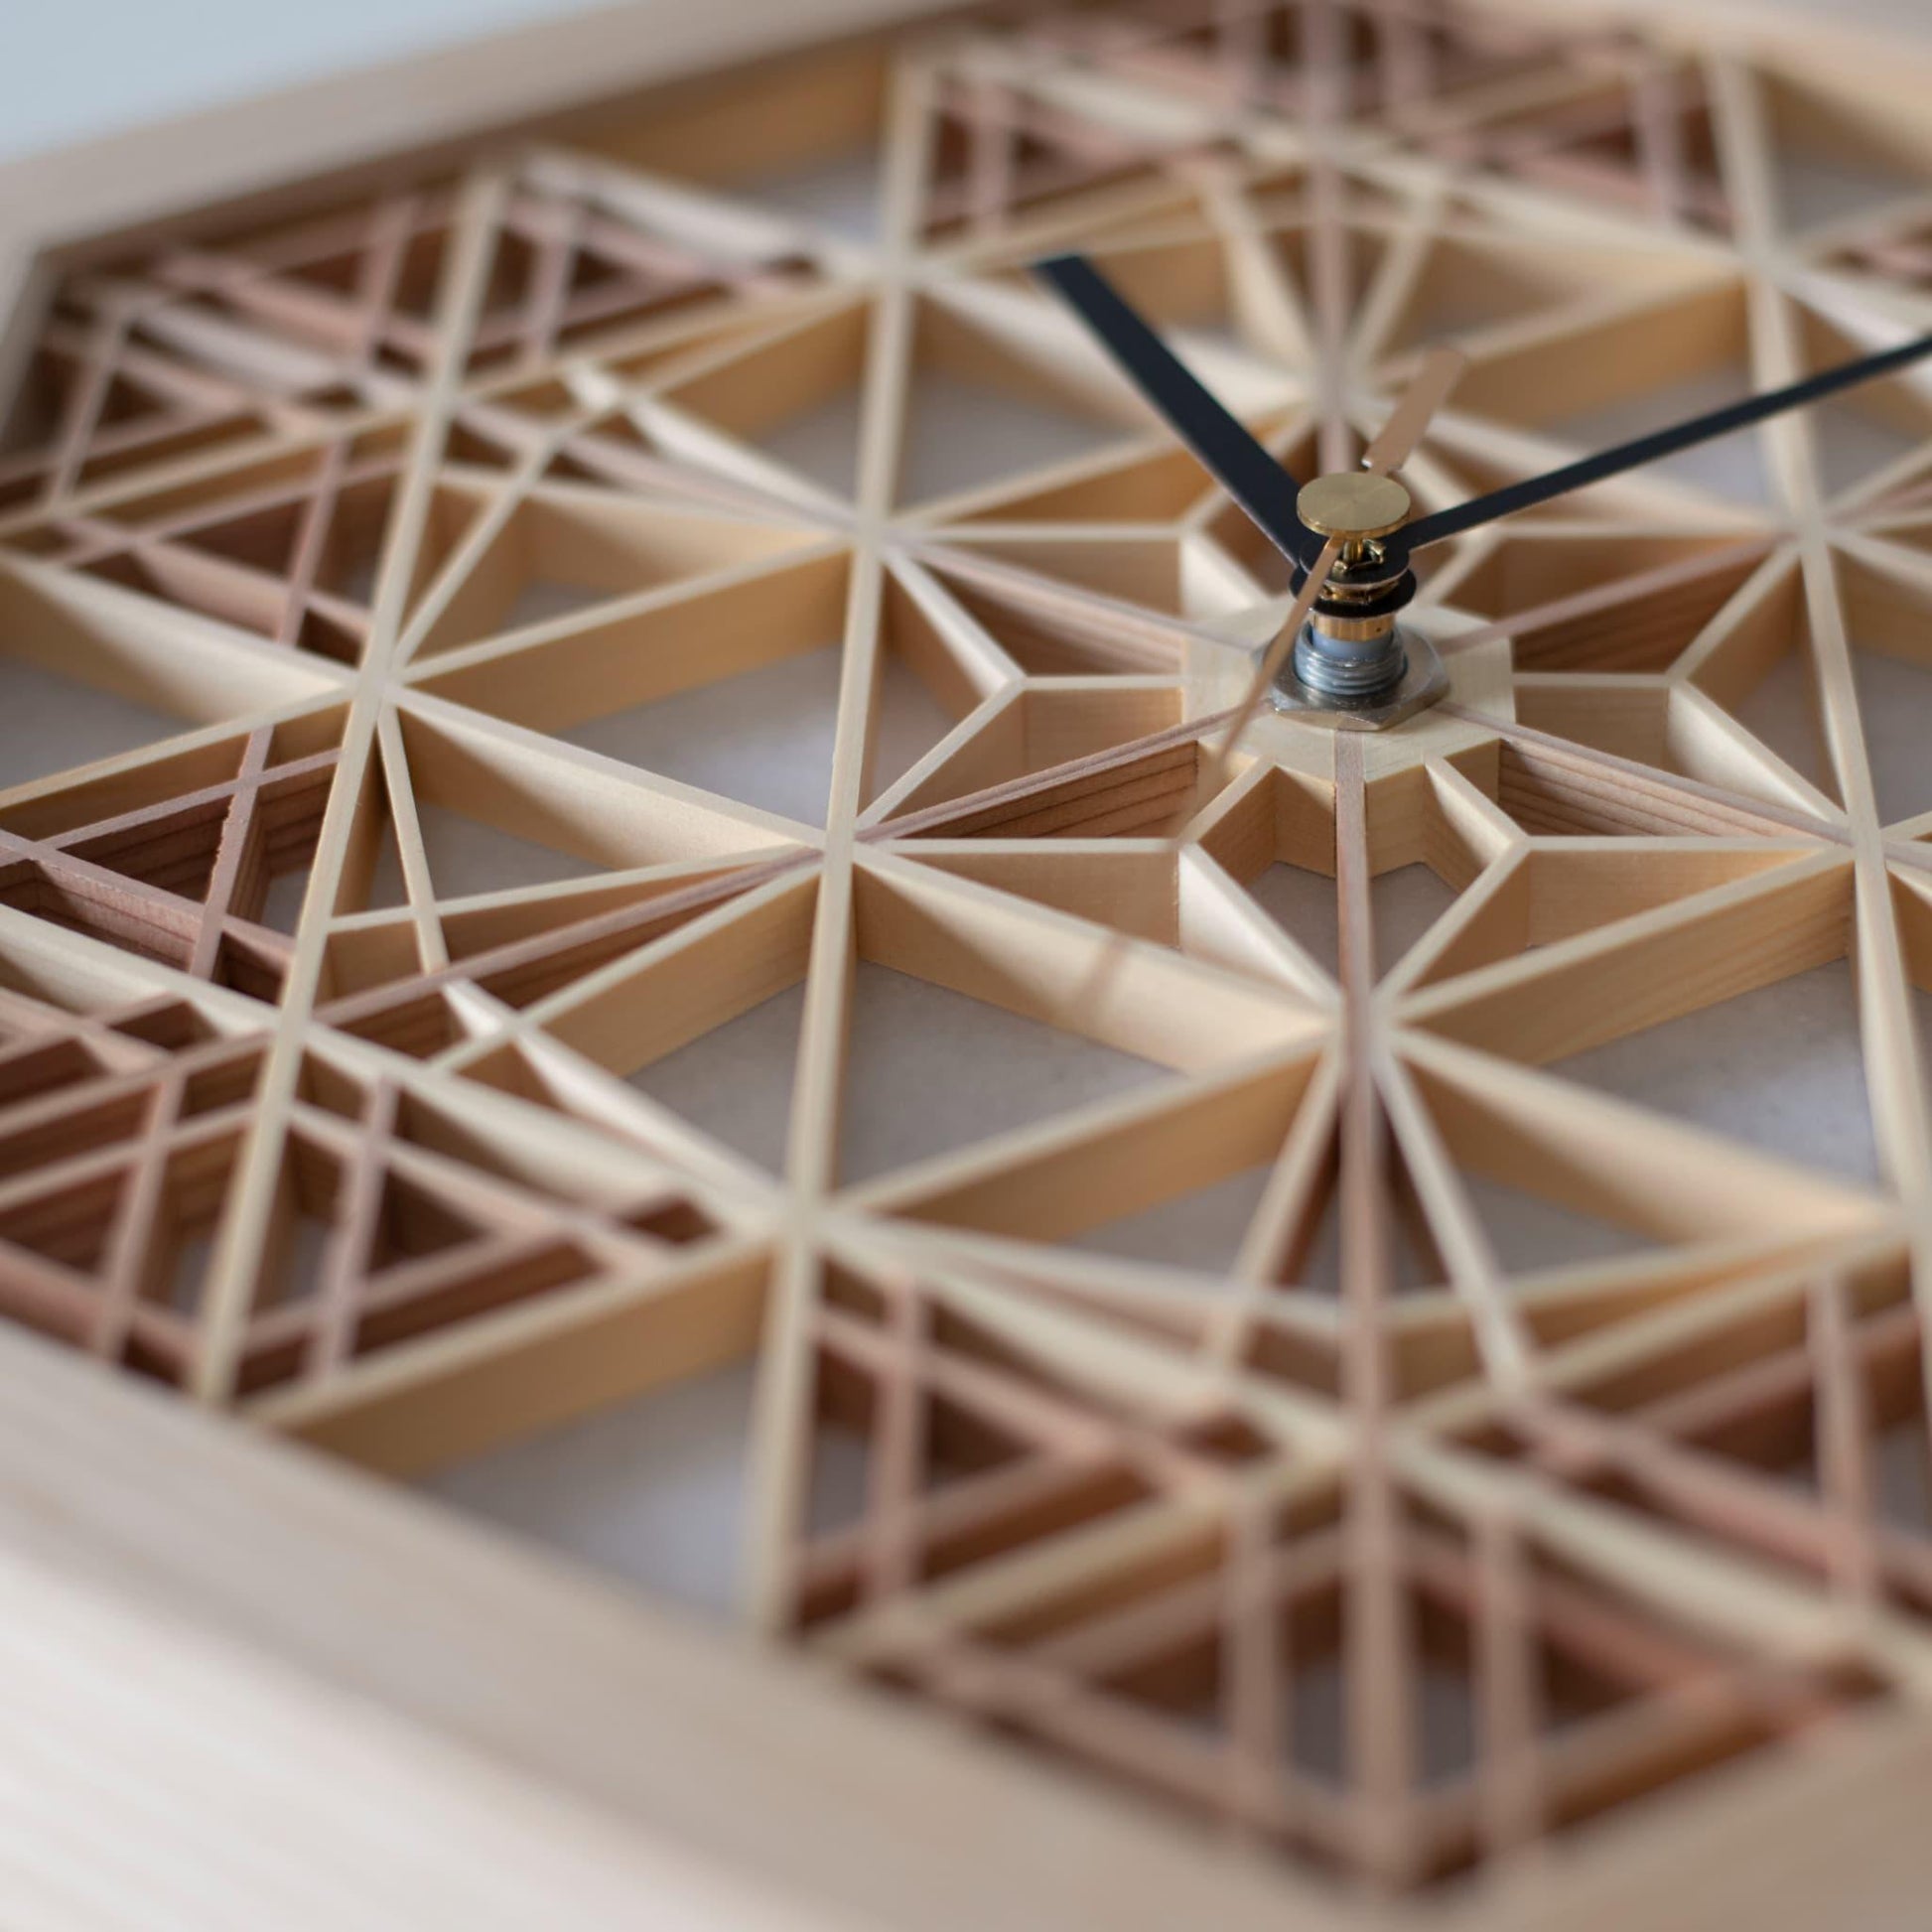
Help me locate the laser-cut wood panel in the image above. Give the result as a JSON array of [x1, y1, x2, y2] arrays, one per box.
[[9, 0, 1932, 1920]]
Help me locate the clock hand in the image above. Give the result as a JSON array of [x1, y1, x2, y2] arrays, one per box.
[[1219, 348, 1463, 754], [1399, 325, 1932, 555], [1038, 248, 1465, 719], [1359, 345, 1467, 477], [1060, 348, 1463, 1015], [1035, 252, 1325, 571]]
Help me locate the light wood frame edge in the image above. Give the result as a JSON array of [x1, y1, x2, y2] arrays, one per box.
[[14, 1308, 1932, 1932], [6, 1, 1932, 1926]]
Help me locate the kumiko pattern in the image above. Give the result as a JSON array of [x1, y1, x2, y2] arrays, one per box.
[[7, 0, 1932, 1900]]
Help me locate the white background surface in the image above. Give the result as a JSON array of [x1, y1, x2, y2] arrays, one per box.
[[0, 0, 583, 164]]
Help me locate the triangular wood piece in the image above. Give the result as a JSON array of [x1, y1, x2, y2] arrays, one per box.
[[0, 1006, 267, 1382], [911, 545, 1194, 679], [0, 719, 342, 1001], [237, 1055, 725, 1395], [895, 286, 1221, 513], [1400, 1036, 1884, 1255], [863, 1048, 1320, 1268], [843, 1459, 1875, 1885], [1400, 845, 1820, 995], [1421, 56, 1732, 233], [407, 478, 822, 660], [784, 1257, 1282, 1627], [867, 684, 1188, 828], [1374, 222, 1724, 367], [0, 187, 456, 510], [922, 70, 1214, 237], [20, 433, 483, 665], [460, 164, 819, 376], [1508, 1264, 1932, 1617], [1435, 532, 1774, 674]]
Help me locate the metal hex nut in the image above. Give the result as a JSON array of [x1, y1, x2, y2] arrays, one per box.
[[1264, 631, 1449, 733]]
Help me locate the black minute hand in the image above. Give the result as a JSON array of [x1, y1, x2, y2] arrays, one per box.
[[1401, 327, 1932, 553], [1035, 253, 1325, 570]]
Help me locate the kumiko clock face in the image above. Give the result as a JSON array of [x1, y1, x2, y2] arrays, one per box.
[[10, 0, 1932, 1899]]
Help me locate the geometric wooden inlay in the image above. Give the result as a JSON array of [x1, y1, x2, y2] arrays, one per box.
[[9, 0, 1932, 1907]]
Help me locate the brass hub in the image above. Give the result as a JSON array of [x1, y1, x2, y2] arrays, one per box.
[[1275, 471, 1439, 729], [1296, 473, 1412, 548]]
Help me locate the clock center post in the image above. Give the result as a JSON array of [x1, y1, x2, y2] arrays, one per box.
[[1269, 472, 1446, 731]]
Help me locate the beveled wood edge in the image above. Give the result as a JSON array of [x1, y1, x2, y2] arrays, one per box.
[[11, 1307, 1931, 1931], [0, 0, 963, 247], [0, 1317, 1337, 1932], [0, 0, 965, 406]]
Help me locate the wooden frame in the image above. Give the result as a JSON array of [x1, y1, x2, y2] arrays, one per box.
[[9, 0, 1932, 1922]]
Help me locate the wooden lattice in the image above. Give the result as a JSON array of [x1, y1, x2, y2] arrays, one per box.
[[9, 0, 1932, 1905]]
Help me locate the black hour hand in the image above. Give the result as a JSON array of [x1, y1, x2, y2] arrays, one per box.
[[1035, 253, 1324, 572]]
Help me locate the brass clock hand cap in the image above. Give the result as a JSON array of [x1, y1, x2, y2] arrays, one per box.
[[1296, 472, 1411, 542]]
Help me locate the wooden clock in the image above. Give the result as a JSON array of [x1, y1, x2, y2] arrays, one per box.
[[6, 0, 1932, 1922]]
